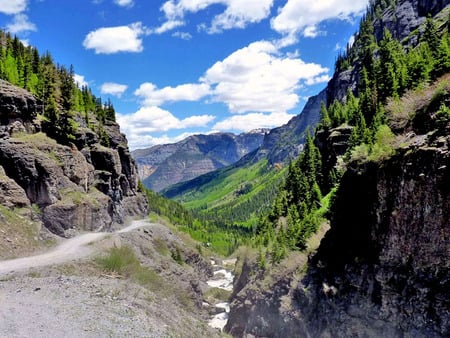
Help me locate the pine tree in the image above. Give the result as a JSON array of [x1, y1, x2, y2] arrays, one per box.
[[433, 33, 450, 78], [319, 102, 331, 128], [376, 29, 407, 101], [422, 16, 440, 58]]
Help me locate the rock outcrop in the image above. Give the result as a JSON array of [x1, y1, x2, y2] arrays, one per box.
[[0, 80, 147, 237], [226, 1, 450, 337], [226, 129, 449, 338]]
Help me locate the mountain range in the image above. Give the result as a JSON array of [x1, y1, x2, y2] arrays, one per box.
[[133, 129, 268, 192]]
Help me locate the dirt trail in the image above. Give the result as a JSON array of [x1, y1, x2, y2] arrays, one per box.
[[0, 219, 151, 276]]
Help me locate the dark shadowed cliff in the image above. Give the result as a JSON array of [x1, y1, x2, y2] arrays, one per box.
[[225, 1, 450, 337]]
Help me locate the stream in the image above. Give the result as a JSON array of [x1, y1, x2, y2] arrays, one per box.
[[207, 258, 236, 331]]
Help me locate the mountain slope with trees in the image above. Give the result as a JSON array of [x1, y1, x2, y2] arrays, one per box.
[[226, 0, 450, 336], [0, 30, 147, 254]]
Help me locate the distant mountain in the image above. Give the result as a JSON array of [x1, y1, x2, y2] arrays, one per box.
[[247, 89, 326, 165], [160, 91, 325, 226], [132, 130, 268, 192]]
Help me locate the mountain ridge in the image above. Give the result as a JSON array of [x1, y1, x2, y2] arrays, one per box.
[[133, 129, 268, 192]]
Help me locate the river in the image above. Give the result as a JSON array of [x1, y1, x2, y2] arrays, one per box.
[[207, 258, 236, 331]]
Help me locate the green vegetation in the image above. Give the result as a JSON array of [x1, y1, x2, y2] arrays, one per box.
[[164, 159, 286, 229], [249, 3, 450, 265], [97, 245, 194, 309], [0, 30, 116, 145], [144, 187, 247, 256]]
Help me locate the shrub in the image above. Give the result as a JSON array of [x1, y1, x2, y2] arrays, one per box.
[[369, 125, 396, 162]]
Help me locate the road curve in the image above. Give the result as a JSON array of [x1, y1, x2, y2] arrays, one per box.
[[0, 219, 151, 275]]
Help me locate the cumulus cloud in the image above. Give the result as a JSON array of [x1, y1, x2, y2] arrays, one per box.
[[83, 22, 146, 54], [271, 0, 368, 40], [134, 82, 211, 106], [117, 107, 215, 149], [0, 0, 27, 15], [202, 40, 329, 114], [172, 31, 192, 40], [74, 74, 88, 88], [113, 0, 133, 7], [101, 82, 128, 97], [154, 0, 274, 34], [213, 112, 295, 132], [6, 14, 36, 34], [125, 131, 195, 150]]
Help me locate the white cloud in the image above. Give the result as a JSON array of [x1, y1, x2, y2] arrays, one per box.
[[271, 0, 368, 40], [74, 74, 88, 88], [305, 74, 331, 86], [213, 112, 295, 132], [117, 107, 215, 149], [303, 25, 325, 38], [202, 40, 328, 114], [172, 31, 192, 40], [134, 82, 211, 106], [0, 0, 27, 15], [83, 22, 146, 54], [154, 0, 274, 34], [6, 14, 36, 34], [113, 0, 133, 7], [101, 82, 128, 97], [126, 132, 195, 150], [152, 19, 184, 35]]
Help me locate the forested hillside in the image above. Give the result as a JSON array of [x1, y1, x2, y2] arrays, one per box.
[[0, 30, 147, 251], [253, 1, 450, 262], [226, 1, 449, 336], [0, 31, 116, 146]]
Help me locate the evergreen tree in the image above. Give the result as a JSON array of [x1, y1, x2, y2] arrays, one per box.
[[422, 16, 440, 58], [376, 29, 407, 101]]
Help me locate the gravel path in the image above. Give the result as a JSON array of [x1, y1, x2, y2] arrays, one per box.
[[0, 220, 151, 276], [0, 220, 223, 338], [0, 275, 189, 337]]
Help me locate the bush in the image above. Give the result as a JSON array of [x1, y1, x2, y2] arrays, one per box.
[[369, 125, 396, 162], [97, 246, 139, 276]]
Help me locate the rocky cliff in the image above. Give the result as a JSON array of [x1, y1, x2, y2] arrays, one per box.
[[225, 1, 450, 337], [226, 81, 450, 337], [133, 130, 267, 192], [252, 89, 325, 165], [0, 80, 147, 238], [328, 0, 450, 104]]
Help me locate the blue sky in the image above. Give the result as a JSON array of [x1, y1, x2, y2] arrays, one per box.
[[0, 0, 368, 150]]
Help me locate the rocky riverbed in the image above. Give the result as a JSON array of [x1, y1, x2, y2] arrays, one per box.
[[207, 258, 236, 331]]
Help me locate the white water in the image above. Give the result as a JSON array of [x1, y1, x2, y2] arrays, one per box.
[[207, 259, 236, 331]]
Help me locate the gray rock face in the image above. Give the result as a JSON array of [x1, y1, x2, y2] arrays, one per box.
[[0, 166, 30, 209], [0, 79, 41, 137], [253, 89, 326, 165], [226, 134, 450, 338], [0, 80, 147, 237], [327, 0, 450, 104], [133, 130, 268, 192]]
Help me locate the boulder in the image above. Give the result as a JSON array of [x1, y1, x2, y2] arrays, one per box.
[[0, 166, 30, 208]]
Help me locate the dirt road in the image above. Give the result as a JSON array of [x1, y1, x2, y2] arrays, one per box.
[[0, 219, 151, 275]]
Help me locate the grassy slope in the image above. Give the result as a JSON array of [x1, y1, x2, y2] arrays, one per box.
[[164, 159, 287, 228]]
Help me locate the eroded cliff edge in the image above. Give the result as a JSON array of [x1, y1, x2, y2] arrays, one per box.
[[226, 86, 449, 337], [0, 79, 148, 244]]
